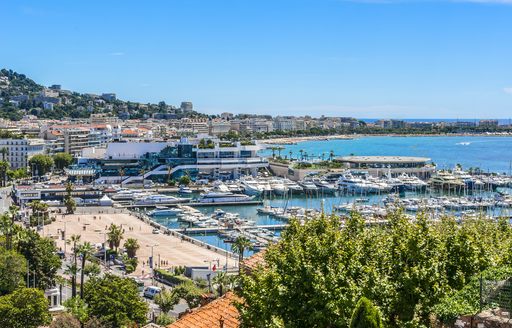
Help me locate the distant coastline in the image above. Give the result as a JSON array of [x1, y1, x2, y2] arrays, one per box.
[[259, 132, 512, 145]]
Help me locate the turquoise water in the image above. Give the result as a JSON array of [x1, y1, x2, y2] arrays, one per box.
[[262, 136, 512, 173]]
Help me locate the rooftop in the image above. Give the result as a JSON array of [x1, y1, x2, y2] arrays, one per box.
[[336, 156, 431, 164], [168, 292, 240, 328]]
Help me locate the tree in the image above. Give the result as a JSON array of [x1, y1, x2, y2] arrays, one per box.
[[154, 288, 179, 314], [78, 242, 95, 299], [28, 200, 50, 226], [63, 297, 89, 326], [0, 248, 27, 295], [16, 229, 61, 290], [83, 274, 149, 327], [0, 147, 8, 161], [64, 182, 77, 214], [0, 287, 51, 328], [231, 236, 253, 271], [179, 175, 191, 186], [329, 150, 335, 161], [107, 224, 123, 252], [0, 160, 8, 187], [156, 313, 175, 326], [53, 152, 74, 170], [67, 234, 81, 298], [29, 154, 54, 176], [84, 317, 110, 328], [350, 297, 383, 328], [173, 281, 205, 309], [124, 238, 140, 258]]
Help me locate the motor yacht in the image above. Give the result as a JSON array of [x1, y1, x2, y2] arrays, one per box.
[[134, 194, 188, 205], [148, 206, 183, 217]]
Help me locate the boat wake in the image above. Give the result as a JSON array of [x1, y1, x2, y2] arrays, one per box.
[[456, 142, 471, 146]]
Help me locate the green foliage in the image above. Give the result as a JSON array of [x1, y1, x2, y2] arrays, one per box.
[[124, 238, 140, 258], [15, 228, 61, 290], [433, 266, 512, 324], [64, 297, 90, 324], [107, 224, 124, 251], [238, 212, 512, 327], [231, 235, 253, 265], [28, 154, 54, 176], [0, 248, 27, 295], [64, 182, 76, 214], [53, 152, 74, 170], [154, 268, 193, 286], [0, 287, 51, 328], [83, 274, 148, 327], [124, 257, 138, 274], [350, 297, 383, 328], [154, 288, 180, 314], [156, 313, 176, 326], [173, 281, 206, 309], [179, 175, 191, 186]]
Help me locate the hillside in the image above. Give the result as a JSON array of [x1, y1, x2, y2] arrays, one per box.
[[0, 68, 205, 121]]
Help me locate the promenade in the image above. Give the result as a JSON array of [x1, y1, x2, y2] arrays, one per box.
[[42, 207, 228, 277]]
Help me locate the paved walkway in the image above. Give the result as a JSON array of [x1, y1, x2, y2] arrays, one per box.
[[43, 207, 228, 277]]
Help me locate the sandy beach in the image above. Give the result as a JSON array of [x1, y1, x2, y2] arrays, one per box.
[[42, 207, 229, 277]]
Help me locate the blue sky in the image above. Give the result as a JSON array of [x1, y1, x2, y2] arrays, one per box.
[[1, 0, 512, 118]]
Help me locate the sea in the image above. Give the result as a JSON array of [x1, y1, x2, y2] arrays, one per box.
[[150, 135, 512, 256], [262, 135, 512, 174]]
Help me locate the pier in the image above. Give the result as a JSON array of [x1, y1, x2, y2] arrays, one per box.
[[175, 224, 288, 234], [122, 200, 263, 209]]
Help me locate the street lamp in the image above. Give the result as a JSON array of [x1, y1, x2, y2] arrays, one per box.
[[146, 244, 158, 285]]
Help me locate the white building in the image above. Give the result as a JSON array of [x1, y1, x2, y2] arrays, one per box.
[[0, 138, 45, 169]]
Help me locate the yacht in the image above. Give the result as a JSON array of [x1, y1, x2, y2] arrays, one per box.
[[178, 185, 193, 194], [240, 178, 263, 196], [397, 174, 428, 190], [134, 194, 188, 205], [299, 180, 319, 192], [148, 206, 183, 217], [283, 179, 303, 193], [111, 189, 149, 201], [312, 178, 338, 194], [429, 171, 465, 190], [338, 174, 372, 193], [198, 191, 255, 203], [268, 178, 288, 195]]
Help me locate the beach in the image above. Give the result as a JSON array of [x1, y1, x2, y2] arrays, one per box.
[[42, 207, 229, 277]]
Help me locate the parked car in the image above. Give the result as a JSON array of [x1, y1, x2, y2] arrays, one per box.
[[143, 286, 161, 299]]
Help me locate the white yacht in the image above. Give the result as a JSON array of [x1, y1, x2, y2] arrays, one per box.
[[429, 171, 465, 190], [178, 185, 193, 194], [283, 179, 303, 193], [312, 179, 338, 193], [240, 178, 263, 196], [148, 206, 183, 217], [134, 194, 188, 205], [299, 180, 319, 192], [198, 191, 255, 203]]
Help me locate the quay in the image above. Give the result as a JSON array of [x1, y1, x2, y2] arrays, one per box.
[[122, 200, 263, 209], [175, 224, 288, 234]]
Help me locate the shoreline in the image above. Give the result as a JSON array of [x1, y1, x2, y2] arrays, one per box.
[[259, 132, 512, 145]]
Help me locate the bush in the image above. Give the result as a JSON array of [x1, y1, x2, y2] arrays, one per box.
[[154, 269, 192, 286], [350, 297, 383, 328], [156, 313, 175, 326]]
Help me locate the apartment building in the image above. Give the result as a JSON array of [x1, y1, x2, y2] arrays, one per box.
[[0, 138, 45, 169]]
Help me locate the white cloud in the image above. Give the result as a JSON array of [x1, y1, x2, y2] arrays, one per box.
[[109, 52, 125, 56], [504, 87, 512, 94]]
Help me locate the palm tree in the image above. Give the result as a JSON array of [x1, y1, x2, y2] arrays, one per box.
[[270, 147, 277, 159], [231, 236, 253, 274], [289, 150, 293, 160], [0, 160, 8, 187], [78, 242, 95, 299], [124, 238, 140, 258], [299, 149, 304, 161], [329, 150, 335, 161], [107, 224, 124, 252], [66, 234, 81, 298], [118, 168, 125, 187], [139, 168, 146, 189], [277, 146, 284, 158], [212, 271, 229, 296]]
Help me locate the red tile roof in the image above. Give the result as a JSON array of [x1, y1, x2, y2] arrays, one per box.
[[242, 249, 267, 274], [168, 292, 240, 328]]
